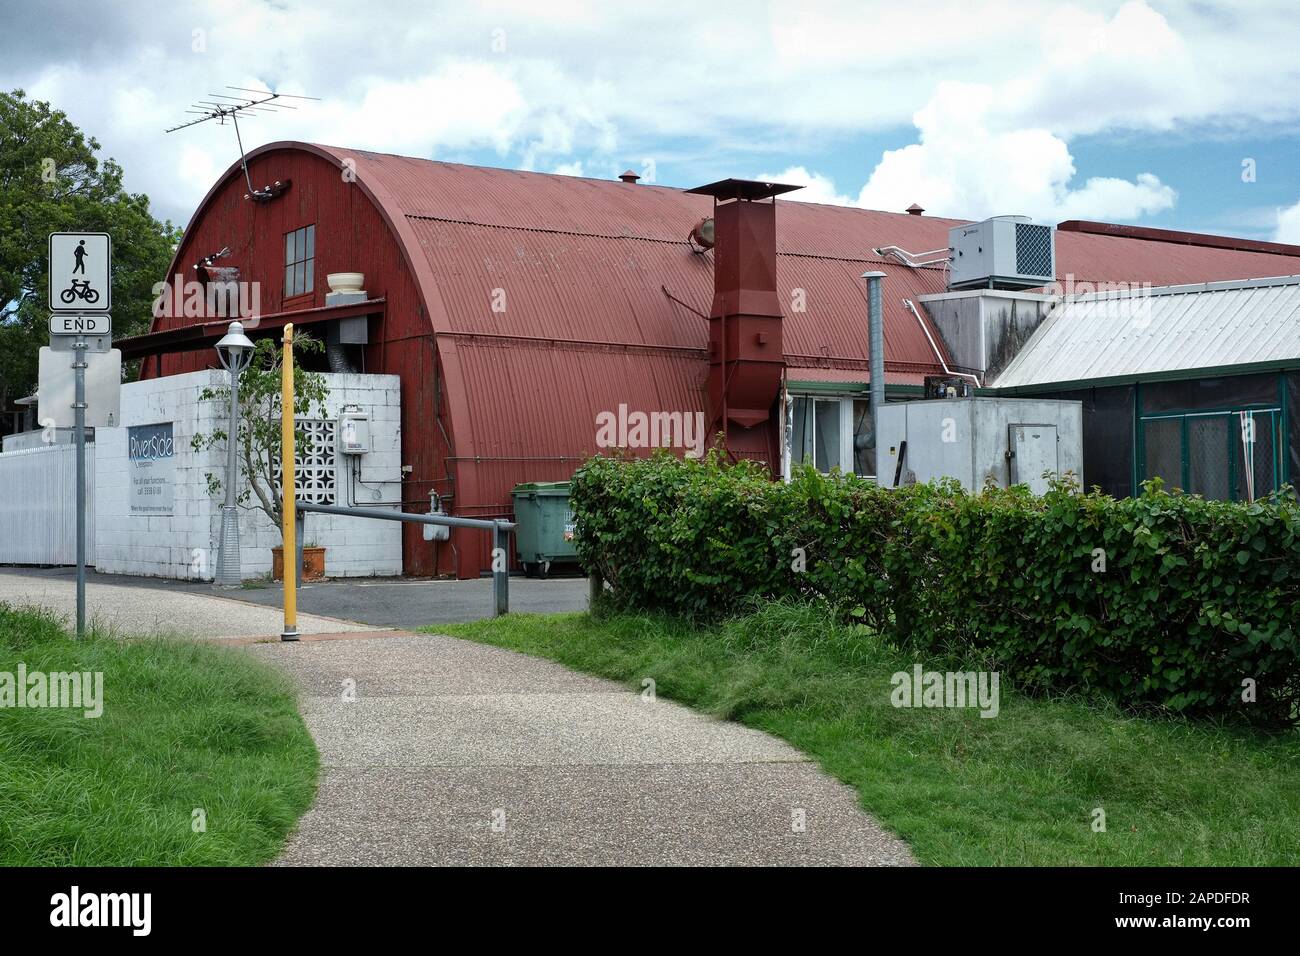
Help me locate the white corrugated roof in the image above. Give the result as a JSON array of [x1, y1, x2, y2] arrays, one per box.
[[993, 275, 1300, 388]]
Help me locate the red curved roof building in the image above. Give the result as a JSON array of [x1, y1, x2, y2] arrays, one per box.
[[124, 142, 1300, 576]]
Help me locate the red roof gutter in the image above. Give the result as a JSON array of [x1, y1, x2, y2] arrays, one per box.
[[1057, 220, 1300, 258]]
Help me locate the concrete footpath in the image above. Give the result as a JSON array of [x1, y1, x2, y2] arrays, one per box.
[[0, 568, 914, 866]]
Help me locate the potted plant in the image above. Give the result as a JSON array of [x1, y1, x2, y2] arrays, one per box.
[[193, 335, 330, 582], [272, 541, 326, 581]]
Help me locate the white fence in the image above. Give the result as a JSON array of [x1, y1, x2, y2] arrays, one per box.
[[0, 443, 95, 565]]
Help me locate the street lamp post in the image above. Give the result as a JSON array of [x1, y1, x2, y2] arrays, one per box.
[[214, 321, 256, 587]]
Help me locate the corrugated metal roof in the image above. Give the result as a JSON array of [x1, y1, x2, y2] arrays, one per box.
[[336, 145, 1300, 280], [371, 156, 961, 378], [993, 275, 1300, 388], [169, 142, 1300, 515], [328, 146, 1300, 367], [405, 214, 955, 368], [1053, 230, 1300, 286], [315, 142, 1300, 492]]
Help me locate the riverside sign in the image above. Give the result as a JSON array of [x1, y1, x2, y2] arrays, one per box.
[[128, 423, 176, 515]]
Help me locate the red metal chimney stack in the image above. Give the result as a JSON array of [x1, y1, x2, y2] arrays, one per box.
[[686, 178, 801, 471]]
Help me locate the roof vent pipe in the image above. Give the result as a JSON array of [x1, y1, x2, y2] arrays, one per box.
[[862, 271, 887, 479], [618, 169, 641, 183], [906, 203, 925, 216]]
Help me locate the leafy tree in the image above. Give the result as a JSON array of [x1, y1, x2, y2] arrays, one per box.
[[0, 89, 181, 430], [191, 335, 329, 540]]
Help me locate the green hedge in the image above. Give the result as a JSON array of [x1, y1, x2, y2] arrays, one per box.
[[571, 453, 1300, 726]]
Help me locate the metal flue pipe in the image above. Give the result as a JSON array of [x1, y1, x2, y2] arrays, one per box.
[[862, 271, 887, 479]]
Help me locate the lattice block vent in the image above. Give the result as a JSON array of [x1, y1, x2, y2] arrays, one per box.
[[273, 418, 336, 504]]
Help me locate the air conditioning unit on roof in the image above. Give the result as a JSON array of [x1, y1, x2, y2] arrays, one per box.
[[948, 216, 1055, 291]]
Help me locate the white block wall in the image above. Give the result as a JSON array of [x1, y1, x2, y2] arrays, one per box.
[[93, 370, 402, 581]]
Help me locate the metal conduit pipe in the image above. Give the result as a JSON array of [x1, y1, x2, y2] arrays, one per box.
[[862, 271, 887, 479]]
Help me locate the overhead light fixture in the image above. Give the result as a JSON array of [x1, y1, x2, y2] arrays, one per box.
[[688, 217, 715, 253]]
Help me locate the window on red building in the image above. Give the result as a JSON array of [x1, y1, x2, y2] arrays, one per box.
[[284, 224, 315, 298]]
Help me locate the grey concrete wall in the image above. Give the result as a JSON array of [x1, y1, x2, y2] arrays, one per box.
[[921, 291, 1054, 381], [877, 397, 1083, 492]]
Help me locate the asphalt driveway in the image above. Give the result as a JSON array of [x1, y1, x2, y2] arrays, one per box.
[[0, 566, 588, 629]]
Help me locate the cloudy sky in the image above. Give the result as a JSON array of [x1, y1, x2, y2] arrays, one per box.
[[5, 0, 1300, 241]]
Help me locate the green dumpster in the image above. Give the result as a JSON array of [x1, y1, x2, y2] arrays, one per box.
[[511, 481, 579, 578]]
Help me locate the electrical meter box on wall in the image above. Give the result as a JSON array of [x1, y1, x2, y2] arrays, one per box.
[[339, 409, 370, 455], [877, 397, 1083, 494]]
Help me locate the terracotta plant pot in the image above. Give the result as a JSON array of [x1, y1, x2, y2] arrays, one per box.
[[272, 546, 326, 581]]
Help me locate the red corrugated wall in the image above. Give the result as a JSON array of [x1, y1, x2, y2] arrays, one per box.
[[143, 147, 454, 576]]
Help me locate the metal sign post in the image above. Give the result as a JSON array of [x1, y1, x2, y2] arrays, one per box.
[[73, 335, 87, 638], [47, 232, 113, 639]]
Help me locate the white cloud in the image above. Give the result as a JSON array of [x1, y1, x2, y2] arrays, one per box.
[[754, 166, 852, 206], [311, 62, 529, 157], [1007, 0, 1205, 137], [855, 81, 1176, 222], [1276, 201, 1300, 244], [1053, 173, 1176, 222], [2, 0, 1296, 227]]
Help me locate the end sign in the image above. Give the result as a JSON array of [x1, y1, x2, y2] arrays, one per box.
[[49, 313, 111, 336]]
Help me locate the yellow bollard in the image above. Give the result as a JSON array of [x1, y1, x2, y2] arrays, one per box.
[[281, 323, 299, 640]]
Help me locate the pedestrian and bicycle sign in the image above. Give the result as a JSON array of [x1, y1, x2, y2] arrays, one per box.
[[41, 232, 116, 640], [49, 232, 111, 312]]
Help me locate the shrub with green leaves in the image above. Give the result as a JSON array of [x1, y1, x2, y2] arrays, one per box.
[[571, 453, 1300, 725]]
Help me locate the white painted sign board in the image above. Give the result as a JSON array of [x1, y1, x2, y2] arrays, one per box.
[[49, 313, 111, 336], [49, 232, 111, 312], [36, 347, 122, 428]]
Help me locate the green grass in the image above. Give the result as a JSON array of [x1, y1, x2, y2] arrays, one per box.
[[0, 604, 318, 866], [437, 603, 1300, 866]]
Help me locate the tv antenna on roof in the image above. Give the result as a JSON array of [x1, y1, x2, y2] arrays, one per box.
[[165, 87, 320, 201]]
